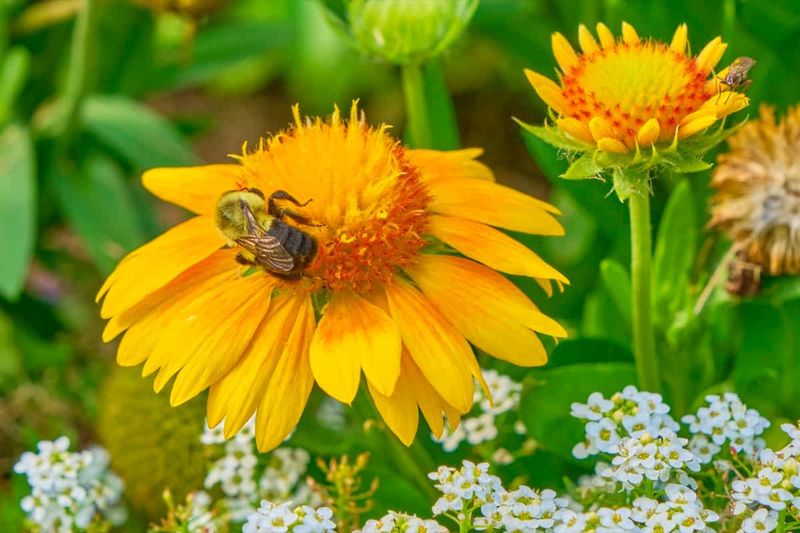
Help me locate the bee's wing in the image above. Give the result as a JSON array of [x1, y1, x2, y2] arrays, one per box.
[[237, 234, 295, 273]]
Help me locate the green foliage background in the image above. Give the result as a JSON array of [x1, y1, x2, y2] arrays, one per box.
[[1, 0, 800, 529]]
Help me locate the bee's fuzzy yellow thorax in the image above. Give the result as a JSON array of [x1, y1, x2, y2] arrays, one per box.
[[214, 190, 270, 245]]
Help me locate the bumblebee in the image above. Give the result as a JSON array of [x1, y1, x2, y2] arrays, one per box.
[[215, 188, 318, 278]]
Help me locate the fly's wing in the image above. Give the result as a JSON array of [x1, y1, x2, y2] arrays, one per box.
[[237, 232, 295, 273]]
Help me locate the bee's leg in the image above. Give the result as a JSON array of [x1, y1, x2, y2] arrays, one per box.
[[235, 252, 256, 266], [275, 208, 324, 227], [268, 190, 312, 216]]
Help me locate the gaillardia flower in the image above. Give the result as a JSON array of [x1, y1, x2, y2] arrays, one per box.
[[520, 22, 750, 198], [97, 104, 567, 451], [710, 104, 800, 276]]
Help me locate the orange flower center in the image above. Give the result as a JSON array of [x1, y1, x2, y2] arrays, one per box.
[[307, 148, 431, 293], [562, 43, 712, 144]]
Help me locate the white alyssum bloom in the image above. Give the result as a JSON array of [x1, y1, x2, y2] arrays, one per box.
[[463, 414, 499, 446], [499, 486, 570, 532], [242, 501, 335, 533], [740, 507, 779, 533], [429, 461, 505, 523], [681, 393, 769, 455], [478, 369, 523, 416], [14, 437, 125, 531], [571, 386, 679, 460], [359, 511, 446, 532]]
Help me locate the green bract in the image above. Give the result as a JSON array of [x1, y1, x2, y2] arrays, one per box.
[[516, 118, 745, 201]]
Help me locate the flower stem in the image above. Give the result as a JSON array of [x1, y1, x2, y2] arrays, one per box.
[[401, 62, 433, 148], [628, 192, 661, 393], [723, 0, 737, 40]]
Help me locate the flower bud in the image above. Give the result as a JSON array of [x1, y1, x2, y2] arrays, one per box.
[[344, 0, 478, 64]]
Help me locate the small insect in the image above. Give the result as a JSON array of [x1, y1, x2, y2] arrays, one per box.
[[716, 56, 756, 104], [725, 249, 762, 297], [215, 188, 318, 279]]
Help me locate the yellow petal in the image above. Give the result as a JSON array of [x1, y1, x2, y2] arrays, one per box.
[[596, 22, 616, 49], [637, 118, 661, 146], [621, 22, 639, 45], [426, 178, 563, 236], [703, 92, 749, 118], [696, 37, 727, 72], [206, 293, 303, 435], [578, 24, 599, 54], [679, 108, 717, 127], [679, 115, 718, 139], [427, 215, 567, 282], [309, 291, 402, 402], [551, 32, 579, 71], [384, 280, 474, 413], [524, 69, 568, 115], [97, 216, 222, 319], [142, 164, 244, 215], [670, 24, 688, 53], [406, 148, 494, 185], [597, 137, 629, 153], [556, 117, 594, 144], [368, 354, 419, 446], [588, 116, 614, 141], [402, 355, 451, 439], [408, 255, 566, 366], [159, 274, 274, 406], [255, 295, 316, 452]]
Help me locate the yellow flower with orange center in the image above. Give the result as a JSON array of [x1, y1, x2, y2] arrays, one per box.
[[97, 103, 568, 451], [519, 22, 751, 196]]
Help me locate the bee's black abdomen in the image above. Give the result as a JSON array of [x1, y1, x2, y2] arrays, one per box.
[[267, 219, 317, 273]]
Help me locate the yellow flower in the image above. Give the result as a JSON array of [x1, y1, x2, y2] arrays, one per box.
[[97, 103, 567, 451], [525, 22, 747, 153], [710, 104, 800, 276]]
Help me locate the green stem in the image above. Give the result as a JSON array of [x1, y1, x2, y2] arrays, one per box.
[[401, 62, 433, 148], [61, 0, 94, 140], [722, 0, 736, 40], [628, 192, 661, 393]]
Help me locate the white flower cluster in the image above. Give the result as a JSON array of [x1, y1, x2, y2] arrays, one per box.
[[491, 486, 569, 532], [242, 501, 335, 533], [358, 512, 447, 532], [730, 422, 800, 532], [600, 429, 700, 489], [202, 417, 314, 521], [682, 393, 769, 456], [182, 491, 224, 533], [14, 437, 125, 532], [435, 369, 522, 452], [429, 460, 505, 518], [570, 386, 680, 459]]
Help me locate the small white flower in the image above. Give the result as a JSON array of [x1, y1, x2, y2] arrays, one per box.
[[740, 507, 779, 533]]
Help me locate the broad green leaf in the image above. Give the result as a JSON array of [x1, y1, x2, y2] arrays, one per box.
[[0, 123, 35, 299], [652, 179, 696, 319], [600, 259, 632, 329], [547, 337, 633, 368], [520, 363, 637, 462], [53, 155, 146, 274], [81, 96, 197, 170]]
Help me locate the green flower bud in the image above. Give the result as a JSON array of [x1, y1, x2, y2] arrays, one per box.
[[343, 0, 478, 64], [97, 367, 207, 519]]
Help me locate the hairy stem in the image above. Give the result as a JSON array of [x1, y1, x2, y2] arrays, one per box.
[[401, 62, 433, 148]]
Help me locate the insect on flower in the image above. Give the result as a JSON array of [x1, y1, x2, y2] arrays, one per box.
[[716, 56, 756, 104]]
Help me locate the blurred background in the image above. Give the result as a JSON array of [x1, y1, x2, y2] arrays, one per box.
[[2, 0, 800, 529]]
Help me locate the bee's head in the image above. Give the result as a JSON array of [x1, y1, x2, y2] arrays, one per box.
[[214, 189, 267, 242]]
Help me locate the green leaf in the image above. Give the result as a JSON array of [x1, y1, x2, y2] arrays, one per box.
[[600, 259, 632, 328], [81, 95, 197, 170], [0, 123, 35, 300], [652, 179, 696, 318], [520, 363, 637, 462], [0, 47, 31, 125], [669, 156, 712, 173], [562, 152, 603, 180], [53, 155, 146, 274]]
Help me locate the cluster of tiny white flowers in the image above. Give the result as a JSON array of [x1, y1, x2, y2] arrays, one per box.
[[600, 429, 701, 489], [571, 386, 680, 459], [202, 417, 314, 521], [682, 393, 769, 457], [14, 437, 125, 532], [429, 461, 505, 521], [434, 369, 521, 452], [358, 512, 447, 532], [494, 486, 570, 532], [730, 422, 800, 532], [242, 501, 335, 533], [183, 491, 223, 532]]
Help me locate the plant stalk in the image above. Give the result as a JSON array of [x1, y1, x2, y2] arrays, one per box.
[[628, 191, 661, 393], [401, 62, 433, 148]]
